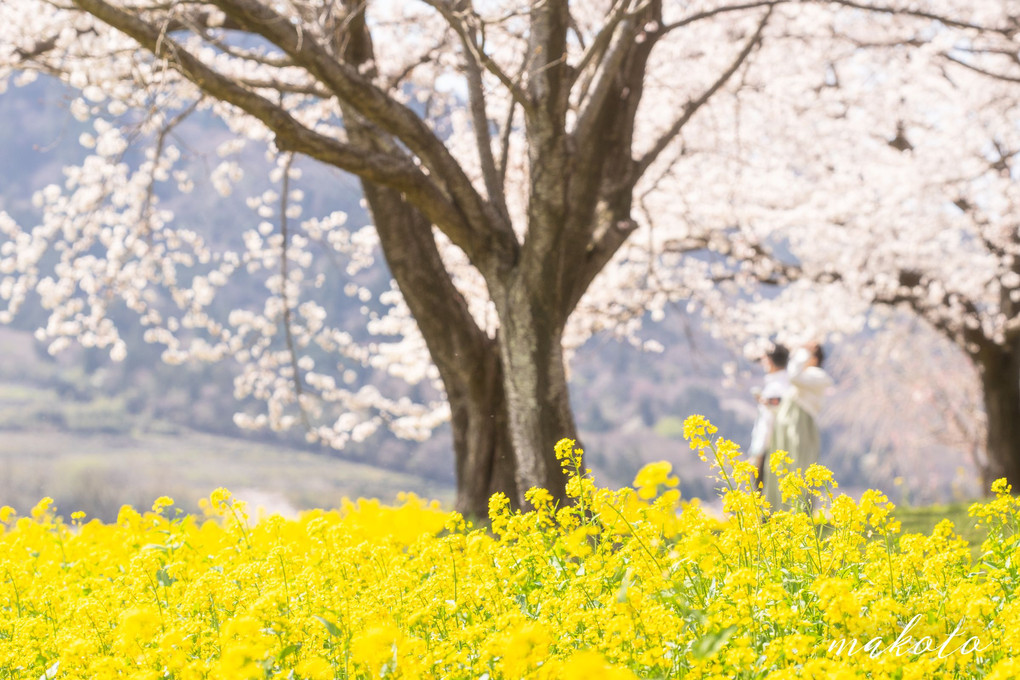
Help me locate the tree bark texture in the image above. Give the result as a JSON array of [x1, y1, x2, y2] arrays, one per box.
[[976, 340, 1020, 491], [493, 275, 578, 507]]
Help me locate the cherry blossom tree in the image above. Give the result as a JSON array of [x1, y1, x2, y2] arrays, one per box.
[[1, 0, 1016, 515], [674, 5, 1020, 491]]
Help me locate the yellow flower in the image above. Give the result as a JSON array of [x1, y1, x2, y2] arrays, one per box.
[[563, 526, 597, 559], [210, 487, 233, 508], [294, 656, 334, 679], [0, 414, 1016, 680], [151, 496, 175, 513], [633, 461, 679, 491], [525, 487, 554, 508], [351, 623, 402, 676], [30, 497, 54, 520], [497, 621, 552, 678], [555, 437, 583, 471], [683, 414, 718, 441], [555, 650, 638, 679]]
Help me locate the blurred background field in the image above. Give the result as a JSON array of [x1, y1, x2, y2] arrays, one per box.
[[0, 328, 453, 520], [0, 80, 990, 524], [0, 427, 452, 521], [0, 309, 985, 522]]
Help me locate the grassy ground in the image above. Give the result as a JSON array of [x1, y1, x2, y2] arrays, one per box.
[[0, 368, 455, 521], [894, 501, 987, 561], [0, 428, 454, 521], [0, 354, 991, 535]]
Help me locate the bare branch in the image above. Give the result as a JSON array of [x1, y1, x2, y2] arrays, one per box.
[[163, 9, 245, 33], [662, 231, 804, 285], [420, 0, 533, 113], [192, 29, 294, 69], [821, 0, 1019, 35], [385, 44, 444, 91], [277, 153, 314, 433], [943, 52, 1020, 83], [235, 76, 332, 97], [497, 93, 518, 187], [662, 0, 784, 33], [634, 6, 772, 181], [140, 100, 200, 243]]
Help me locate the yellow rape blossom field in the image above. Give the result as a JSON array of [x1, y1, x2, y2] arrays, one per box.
[[1, 416, 1018, 679]]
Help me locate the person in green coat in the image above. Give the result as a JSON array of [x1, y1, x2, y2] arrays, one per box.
[[763, 342, 833, 513]]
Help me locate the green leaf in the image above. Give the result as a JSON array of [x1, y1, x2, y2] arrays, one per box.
[[616, 568, 634, 603], [278, 643, 302, 661], [692, 625, 736, 659], [155, 567, 176, 588], [314, 615, 343, 638]]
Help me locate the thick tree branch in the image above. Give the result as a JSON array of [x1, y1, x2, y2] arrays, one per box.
[[334, 20, 503, 483], [518, 0, 574, 304], [633, 6, 771, 181], [573, 14, 640, 144], [870, 283, 987, 354], [69, 0, 482, 260], [571, 0, 647, 87], [662, 228, 993, 353], [207, 0, 517, 268], [566, 216, 638, 314], [564, 1, 661, 314], [525, 0, 571, 115]]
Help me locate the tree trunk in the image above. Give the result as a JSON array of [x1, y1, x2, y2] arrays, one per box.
[[332, 3, 532, 518], [362, 184, 520, 520], [448, 338, 519, 518], [977, 340, 1020, 491], [494, 277, 579, 508]]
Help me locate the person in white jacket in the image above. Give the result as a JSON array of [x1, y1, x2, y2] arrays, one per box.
[[749, 343, 790, 490], [763, 342, 834, 512]]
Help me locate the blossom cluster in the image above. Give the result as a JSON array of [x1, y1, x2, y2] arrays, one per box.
[[1, 416, 1018, 679]]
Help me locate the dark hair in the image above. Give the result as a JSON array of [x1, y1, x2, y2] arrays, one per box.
[[812, 343, 825, 368], [766, 343, 789, 370]]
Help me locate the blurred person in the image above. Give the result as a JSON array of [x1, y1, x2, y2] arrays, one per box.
[[749, 342, 790, 491], [764, 341, 833, 512]]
